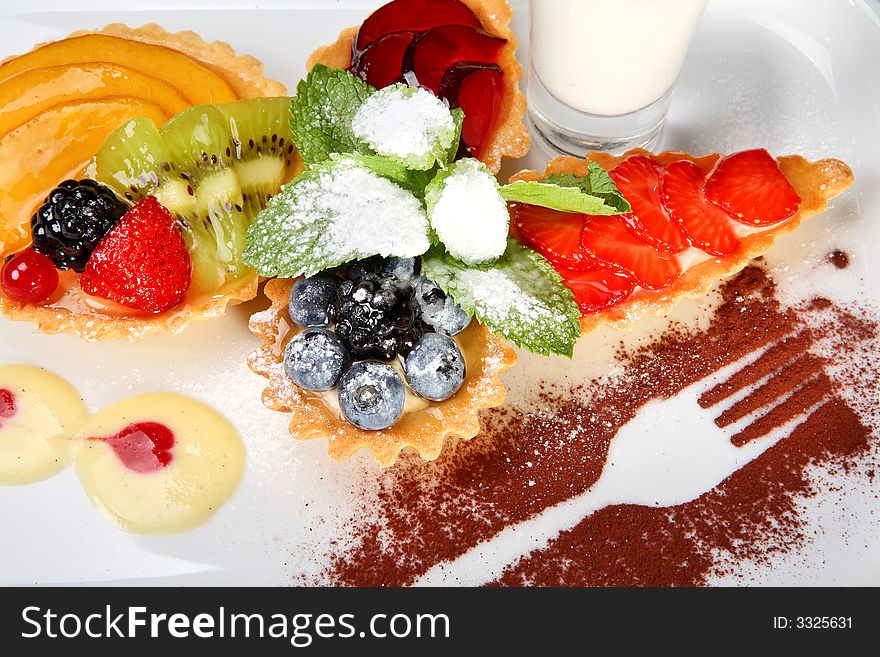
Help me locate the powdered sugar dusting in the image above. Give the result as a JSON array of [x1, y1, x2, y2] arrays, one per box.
[[458, 268, 552, 325], [352, 85, 455, 167], [429, 159, 508, 264], [249, 162, 430, 277]]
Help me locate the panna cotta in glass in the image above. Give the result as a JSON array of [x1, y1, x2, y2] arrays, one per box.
[[527, 0, 708, 155]]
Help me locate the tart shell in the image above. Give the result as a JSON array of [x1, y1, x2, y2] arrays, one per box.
[[68, 23, 287, 98], [510, 149, 855, 334], [248, 278, 518, 467], [306, 0, 530, 174], [0, 24, 287, 341]]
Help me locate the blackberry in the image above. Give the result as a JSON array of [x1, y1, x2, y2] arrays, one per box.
[[332, 272, 422, 361], [344, 255, 416, 281], [31, 179, 128, 272]]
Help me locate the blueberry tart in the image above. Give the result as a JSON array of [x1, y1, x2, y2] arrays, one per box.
[[249, 274, 516, 466]]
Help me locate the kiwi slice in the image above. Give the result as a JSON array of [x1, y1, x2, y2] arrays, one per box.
[[223, 97, 297, 216], [91, 116, 195, 217], [90, 97, 296, 296], [160, 106, 248, 291]]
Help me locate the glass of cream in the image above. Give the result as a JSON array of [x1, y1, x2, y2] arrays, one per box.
[[527, 0, 708, 156]]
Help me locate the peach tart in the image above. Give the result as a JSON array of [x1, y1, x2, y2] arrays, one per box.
[[0, 24, 296, 340]]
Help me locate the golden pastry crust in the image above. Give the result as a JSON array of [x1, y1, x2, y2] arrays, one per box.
[[248, 278, 518, 467], [0, 274, 259, 341], [510, 148, 855, 334], [0, 24, 286, 341], [306, 0, 530, 173]]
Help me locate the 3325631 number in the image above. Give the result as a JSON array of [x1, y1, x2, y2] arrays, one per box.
[[796, 617, 852, 629]]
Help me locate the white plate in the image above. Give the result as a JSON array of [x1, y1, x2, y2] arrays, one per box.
[[1, 0, 878, 586]]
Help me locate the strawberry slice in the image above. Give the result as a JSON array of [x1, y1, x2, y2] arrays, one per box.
[[580, 215, 681, 290], [560, 266, 635, 314], [660, 160, 741, 256], [81, 196, 191, 313], [509, 202, 591, 271], [704, 148, 801, 226], [610, 155, 690, 253]]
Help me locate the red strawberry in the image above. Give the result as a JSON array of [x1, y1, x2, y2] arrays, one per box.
[[560, 265, 635, 314], [580, 215, 681, 290], [509, 202, 592, 270], [704, 148, 801, 226], [81, 196, 191, 313], [610, 155, 690, 253], [660, 160, 741, 256]]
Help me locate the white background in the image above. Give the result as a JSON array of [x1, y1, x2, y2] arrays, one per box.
[[0, 0, 878, 585]]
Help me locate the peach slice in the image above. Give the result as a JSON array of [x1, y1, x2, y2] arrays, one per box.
[[72, 392, 245, 534], [0, 34, 238, 105], [0, 365, 87, 485], [0, 99, 169, 255], [0, 64, 191, 136]]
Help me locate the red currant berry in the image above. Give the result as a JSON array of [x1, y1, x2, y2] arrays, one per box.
[[1, 247, 59, 304]]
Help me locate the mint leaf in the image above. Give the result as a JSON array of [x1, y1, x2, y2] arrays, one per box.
[[335, 153, 434, 195], [421, 239, 581, 357], [289, 65, 375, 166], [500, 163, 631, 215], [545, 162, 631, 212], [446, 107, 465, 164], [243, 160, 430, 278], [352, 84, 457, 171]]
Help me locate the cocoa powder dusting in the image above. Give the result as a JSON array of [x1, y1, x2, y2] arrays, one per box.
[[828, 249, 850, 269], [494, 399, 870, 587], [326, 266, 879, 586], [714, 353, 824, 428]]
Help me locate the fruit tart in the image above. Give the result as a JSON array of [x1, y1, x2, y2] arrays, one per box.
[[307, 0, 529, 173], [507, 149, 854, 332], [0, 25, 297, 340], [245, 69, 627, 465]]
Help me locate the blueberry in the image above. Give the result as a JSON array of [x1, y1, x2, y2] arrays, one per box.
[[337, 361, 405, 430], [345, 256, 416, 281], [412, 277, 471, 336], [384, 257, 416, 280], [404, 333, 466, 402], [345, 256, 385, 280], [283, 328, 350, 392], [288, 274, 339, 327]]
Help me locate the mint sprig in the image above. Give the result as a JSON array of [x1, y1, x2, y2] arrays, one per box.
[[352, 84, 457, 171], [545, 162, 631, 212], [421, 239, 581, 357], [500, 163, 631, 215], [289, 65, 375, 166], [446, 108, 465, 164], [251, 67, 603, 358]]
